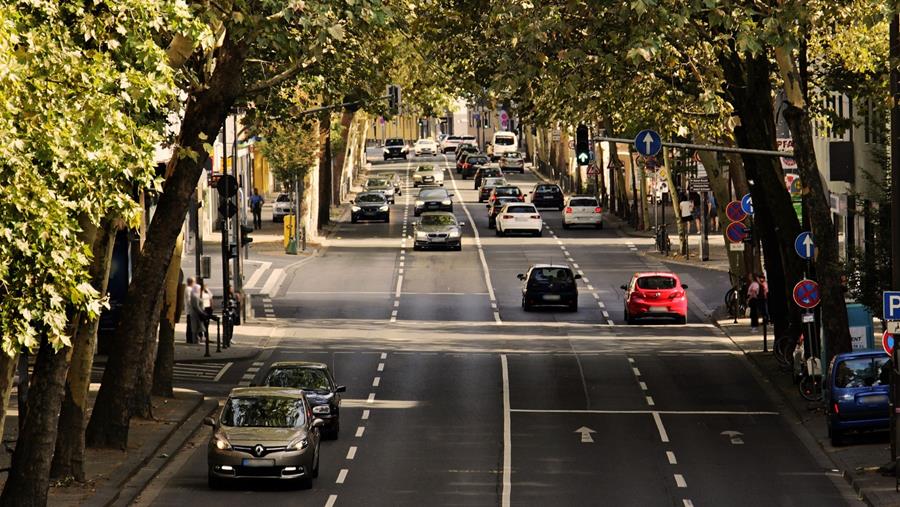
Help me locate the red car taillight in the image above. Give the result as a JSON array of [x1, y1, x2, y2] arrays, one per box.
[[668, 290, 684, 299], [463, 163, 470, 169], [530, 215, 541, 219], [517, 195, 525, 201], [565, 207, 573, 214], [502, 214, 513, 219], [594, 207, 603, 213], [833, 403, 839, 414]]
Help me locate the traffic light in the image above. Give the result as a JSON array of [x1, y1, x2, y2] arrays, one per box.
[[575, 124, 590, 165], [387, 84, 401, 115], [240, 224, 253, 246]]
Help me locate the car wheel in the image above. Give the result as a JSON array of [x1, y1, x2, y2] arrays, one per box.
[[462, 175, 467, 180], [296, 476, 313, 490], [569, 301, 578, 312], [534, 229, 542, 237], [488, 220, 495, 229], [326, 420, 340, 440], [414, 183, 418, 188], [413, 244, 420, 251], [414, 211, 421, 217], [384, 215, 390, 223], [495, 226, 503, 237], [351, 217, 358, 224], [676, 315, 687, 325], [455, 244, 462, 251], [562, 223, 570, 229], [597, 222, 603, 229], [208, 471, 226, 490], [830, 426, 843, 447], [522, 298, 531, 312], [625, 309, 635, 325]]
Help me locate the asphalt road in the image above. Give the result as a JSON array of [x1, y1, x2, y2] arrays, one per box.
[[137, 154, 857, 506]]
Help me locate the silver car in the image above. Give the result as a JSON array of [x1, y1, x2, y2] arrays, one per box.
[[206, 387, 323, 489], [499, 152, 525, 173], [413, 211, 464, 251], [365, 178, 396, 203], [272, 193, 294, 222]]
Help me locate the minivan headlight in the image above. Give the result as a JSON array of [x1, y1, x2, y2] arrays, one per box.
[[214, 435, 231, 450]]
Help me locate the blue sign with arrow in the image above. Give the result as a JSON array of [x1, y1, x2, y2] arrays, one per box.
[[740, 193, 754, 215], [634, 129, 662, 157], [794, 231, 814, 260]]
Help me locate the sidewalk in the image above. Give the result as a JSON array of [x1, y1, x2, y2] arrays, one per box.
[[719, 318, 896, 506]]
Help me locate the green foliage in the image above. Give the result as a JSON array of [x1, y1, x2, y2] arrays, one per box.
[[0, 0, 194, 354]]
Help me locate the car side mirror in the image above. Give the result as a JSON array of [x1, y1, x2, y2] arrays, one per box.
[[449, 193, 455, 197], [574, 274, 582, 280], [203, 416, 217, 427], [517, 274, 526, 281], [459, 222, 466, 227], [620, 284, 628, 290], [681, 284, 688, 289], [336, 385, 347, 393], [312, 418, 325, 429]]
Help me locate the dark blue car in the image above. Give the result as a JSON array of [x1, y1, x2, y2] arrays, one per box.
[[825, 351, 891, 446]]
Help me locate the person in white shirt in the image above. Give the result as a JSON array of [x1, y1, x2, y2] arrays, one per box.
[[679, 194, 694, 234], [183, 277, 195, 344], [190, 282, 206, 343]]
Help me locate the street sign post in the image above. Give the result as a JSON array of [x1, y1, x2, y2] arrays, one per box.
[[794, 231, 815, 260], [726, 222, 749, 243], [793, 279, 821, 309], [884, 291, 900, 320], [740, 193, 754, 215], [725, 201, 747, 222], [634, 129, 662, 157]]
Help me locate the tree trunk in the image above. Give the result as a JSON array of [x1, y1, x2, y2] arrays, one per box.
[[697, 142, 747, 279], [317, 109, 333, 229], [662, 147, 685, 244], [86, 33, 248, 450], [0, 333, 71, 506], [776, 46, 852, 358], [332, 109, 355, 203], [719, 48, 805, 342], [153, 233, 184, 398], [51, 216, 117, 481], [132, 282, 164, 419]]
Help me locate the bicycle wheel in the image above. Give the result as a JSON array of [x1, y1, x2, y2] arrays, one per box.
[[725, 288, 738, 318], [799, 375, 822, 401], [773, 338, 794, 370]]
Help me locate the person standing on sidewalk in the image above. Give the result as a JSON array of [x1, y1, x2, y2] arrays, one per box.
[[679, 193, 694, 234], [183, 277, 195, 344], [249, 188, 264, 230], [190, 281, 207, 344], [747, 273, 768, 331], [708, 192, 719, 232]]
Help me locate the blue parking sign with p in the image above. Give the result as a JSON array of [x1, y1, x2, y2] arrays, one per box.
[[884, 292, 900, 320]]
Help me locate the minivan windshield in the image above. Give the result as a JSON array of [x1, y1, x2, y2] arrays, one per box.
[[835, 357, 891, 388], [221, 397, 306, 428], [495, 136, 515, 146], [530, 268, 574, 284]]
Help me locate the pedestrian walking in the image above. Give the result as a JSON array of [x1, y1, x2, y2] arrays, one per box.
[[183, 277, 195, 344], [747, 273, 768, 331], [691, 192, 702, 234], [250, 188, 264, 230], [708, 193, 719, 232], [190, 281, 207, 344], [679, 193, 694, 234]]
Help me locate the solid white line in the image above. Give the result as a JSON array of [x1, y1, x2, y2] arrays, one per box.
[[509, 409, 779, 416], [646, 396, 655, 406], [367, 392, 376, 403], [377, 363, 385, 371], [325, 495, 338, 507], [372, 377, 381, 387], [355, 427, 365, 437], [259, 268, 285, 296], [346, 446, 357, 460], [674, 474, 687, 488], [667, 451, 677, 465], [336, 469, 348, 484], [501, 354, 512, 507], [212, 362, 233, 382], [244, 261, 273, 289], [653, 412, 670, 443]]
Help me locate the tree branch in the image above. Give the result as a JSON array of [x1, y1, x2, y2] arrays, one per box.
[[245, 61, 304, 94]]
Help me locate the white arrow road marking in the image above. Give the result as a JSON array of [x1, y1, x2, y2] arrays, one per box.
[[575, 426, 596, 443], [721, 430, 744, 445]]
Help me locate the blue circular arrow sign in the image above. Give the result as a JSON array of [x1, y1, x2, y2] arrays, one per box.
[[740, 193, 754, 215], [794, 231, 814, 260], [634, 129, 662, 157]]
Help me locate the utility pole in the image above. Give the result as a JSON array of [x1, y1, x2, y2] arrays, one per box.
[[220, 119, 231, 307], [231, 114, 242, 307], [889, 13, 900, 464]]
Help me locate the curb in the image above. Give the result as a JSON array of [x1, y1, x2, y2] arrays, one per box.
[[711, 320, 874, 505], [82, 392, 214, 507], [637, 249, 731, 273]]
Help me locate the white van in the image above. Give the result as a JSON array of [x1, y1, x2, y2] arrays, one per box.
[[491, 131, 518, 160]]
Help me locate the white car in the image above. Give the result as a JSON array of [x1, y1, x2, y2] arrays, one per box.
[[562, 196, 603, 229], [491, 131, 518, 160], [495, 203, 542, 237], [412, 165, 444, 187], [413, 139, 438, 156], [272, 193, 294, 222]]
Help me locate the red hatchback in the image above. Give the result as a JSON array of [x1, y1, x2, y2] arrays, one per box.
[[621, 272, 688, 324]]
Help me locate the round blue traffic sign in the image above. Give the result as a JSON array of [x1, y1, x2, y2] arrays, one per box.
[[634, 129, 662, 157], [740, 193, 754, 215], [793, 279, 820, 309], [726, 222, 749, 243], [794, 231, 814, 260]]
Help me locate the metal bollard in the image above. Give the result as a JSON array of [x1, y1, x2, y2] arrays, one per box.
[[204, 327, 210, 357], [216, 318, 221, 353]]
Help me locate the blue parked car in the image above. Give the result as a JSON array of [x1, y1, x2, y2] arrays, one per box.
[[825, 351, 891, 446]]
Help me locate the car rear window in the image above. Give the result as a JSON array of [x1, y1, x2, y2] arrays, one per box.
[[636, 276, 677, 290], [506, 205, 535, 213], [496, 187, 522, 196], [530, 268, 574, 283], [570, 198, 598, 207], [468, 157, 488, 164], [264, 368, 331, 391], [835, 357, 891, 388], [536, 185, 561, 194]]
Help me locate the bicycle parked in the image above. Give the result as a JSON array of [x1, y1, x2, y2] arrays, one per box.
[[655, 223, 671, 255], [724, 276, 749, 321]]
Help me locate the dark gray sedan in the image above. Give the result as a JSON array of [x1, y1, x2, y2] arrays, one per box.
[[413, 212, 464, 251]]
